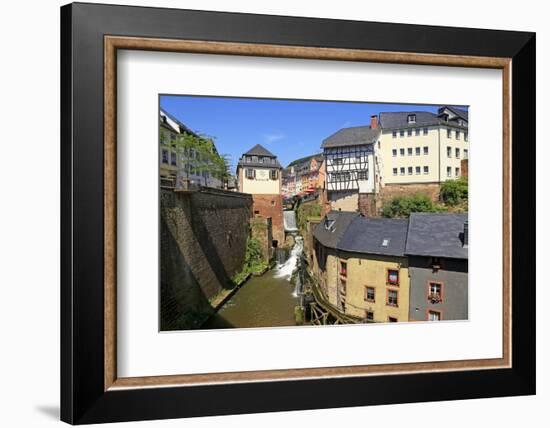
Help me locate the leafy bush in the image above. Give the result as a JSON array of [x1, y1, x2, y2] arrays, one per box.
[[232, 237, 268, 285], [244, 237, 265, 273], [296, 201, 321, 232], [381, 194, 444, 218], [440, 177, 468, 206]]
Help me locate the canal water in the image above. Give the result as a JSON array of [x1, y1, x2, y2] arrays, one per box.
[[202, 238, 303, 329]]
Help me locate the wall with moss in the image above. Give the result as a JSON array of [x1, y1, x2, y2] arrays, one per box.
[[160, 188, 252, 330]]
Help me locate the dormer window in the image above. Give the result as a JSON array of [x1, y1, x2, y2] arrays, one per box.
[[381, 239, 390, 247], [407, 114, 416, 124], [324, 218, 335, 231]]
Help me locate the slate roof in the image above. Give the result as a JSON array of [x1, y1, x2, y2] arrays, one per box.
[[159, 108, 197, 137], [238, 144, 282, 168], [443, 106, 469, 122], [405, 213, 468, 259], [338, 217, 409, 257], [321, 126, 380, 148], [243, 144, 277, 157], [313, 211, 469, 260], [379, 111, 441, 130], [312, 211, 359, 249]]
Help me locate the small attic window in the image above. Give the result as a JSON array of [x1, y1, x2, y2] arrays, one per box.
[[407, 114, 416, 124], [324, 219, 335, 231], [381, 239, 390, 247]]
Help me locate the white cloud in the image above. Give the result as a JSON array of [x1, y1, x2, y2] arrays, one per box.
[[262, 131, 285, 145]]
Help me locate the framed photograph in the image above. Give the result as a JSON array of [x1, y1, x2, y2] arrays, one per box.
[[61, 2, 536, 424]]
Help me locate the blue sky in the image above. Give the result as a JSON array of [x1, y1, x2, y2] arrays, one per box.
[[160, 95, 457, 172]]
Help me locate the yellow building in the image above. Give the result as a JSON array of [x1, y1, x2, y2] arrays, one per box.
[[312, 211, 410, 323], [236, 144, 285, 245], [377, 107, 469, 185]]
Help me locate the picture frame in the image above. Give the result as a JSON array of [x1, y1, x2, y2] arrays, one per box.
[[61, 2, 536, 424]]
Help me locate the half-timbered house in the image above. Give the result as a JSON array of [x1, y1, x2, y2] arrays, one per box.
[[321, 115, 381, 212]]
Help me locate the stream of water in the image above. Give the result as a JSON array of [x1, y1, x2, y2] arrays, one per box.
[[202, 237, 303, 329]]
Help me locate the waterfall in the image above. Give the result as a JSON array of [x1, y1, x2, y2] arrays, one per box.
[[274, 237, 303, 282]]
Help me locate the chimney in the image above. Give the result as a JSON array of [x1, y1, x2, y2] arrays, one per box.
[[463, 221, 468, 248], [370, 115, 378, 129]]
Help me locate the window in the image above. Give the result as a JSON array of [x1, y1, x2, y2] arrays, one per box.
[[415, 147, 421, 156], [252, 156, 258, 163], [428, 310, 442, 321], [387, 269, 399, 285], [246, 156, 252, 163], [455, 147, 460, 158], [357, 171, 368, 180], [407, 128, 413, 136], [259, 157, 264, 163], [365, 286, 375, 302], [170, 152, 177, 166], [415, 128, 420, 136], [399, 130, 405, 137], [400, 167, 405, 176], [408, 167, 413, 175], [365, 311, 374, 321], [456, 130, 460, 140], [415, 166, 421, 175], [392, 149, 397, 157], [407, 148, 413, 156], [464, 149, 468, 159], [455, 167, 460, 177], [161, 149, 169, 164], [392, 131, 397, 138], [423, 146, 429, 155], [423, 127, 428, 135], [387, 290, 398, 307], [423, 166, 429, 175], [464, 131, 468, 142], [393, 168, 398, 176], [388, 317, 398, 322], [246, 168, 255, 179], [447, 146, 452, 158], [333, 157, 343, 165], [400, 148, 405, 156], [428, 282, 443, 303], [270, 169, 278, 180], [340, 261, 347, 277], [324, 219, 335, 230], [447, 129, 452, 138], [447, 166, 452, 177], [407, 114, 416, 124]]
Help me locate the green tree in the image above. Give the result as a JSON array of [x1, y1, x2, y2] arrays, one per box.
[[440, 177, 468, 206], [381, 194, 444, 218], [173, 132, 230, 186]]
